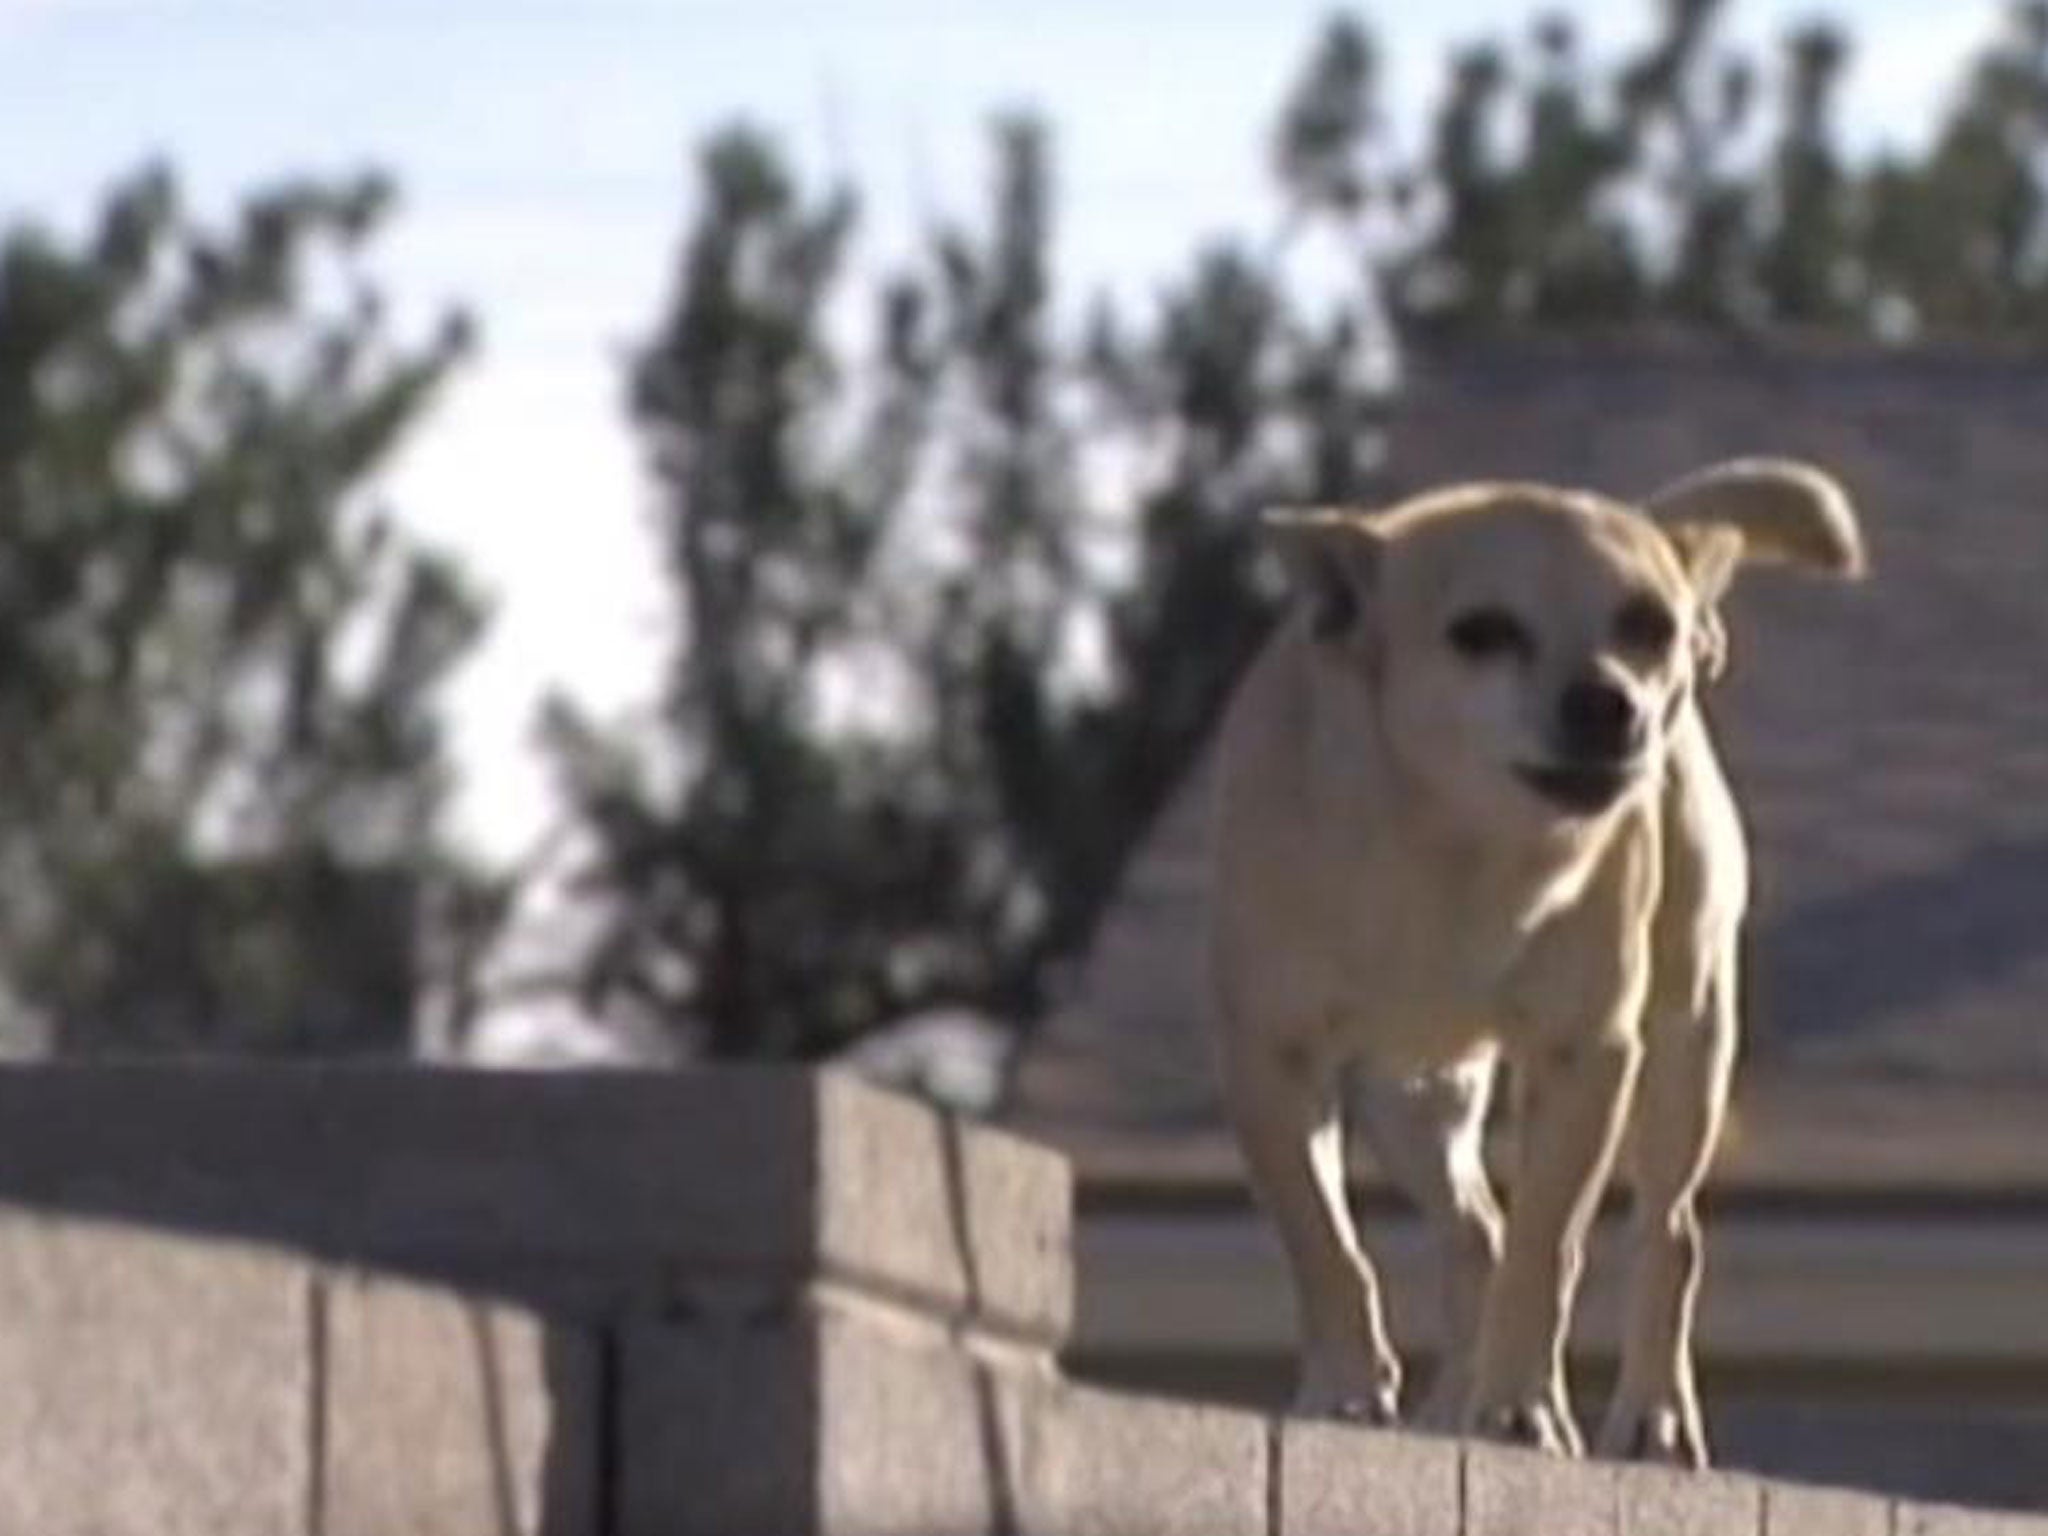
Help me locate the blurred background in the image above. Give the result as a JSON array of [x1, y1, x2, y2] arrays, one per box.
[[8, 0, 2048, 1509]]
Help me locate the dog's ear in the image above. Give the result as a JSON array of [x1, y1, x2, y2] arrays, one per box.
[[1663, 523, 1746, 609], [1645, 457, 1868, 588], [1665, 523, 1737, 679], [1650, 460, 1863, 683], [1262, 508, 1382, 642]]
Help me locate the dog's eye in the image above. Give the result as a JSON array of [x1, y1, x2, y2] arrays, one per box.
[[1614, 594, 1678, 654], [1445, 606, 1533, 663]]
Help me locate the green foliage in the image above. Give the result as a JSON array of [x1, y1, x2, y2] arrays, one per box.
[[550, 113, 1391, 1060], [1297, 0, 2048, 338], [0, 164, 483, 1054], [548, 126, 936, 1058], [1863, 1, 2048, 333], [1273, 14, 1382, 224]]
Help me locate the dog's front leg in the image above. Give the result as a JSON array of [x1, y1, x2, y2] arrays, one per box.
[[1352, 1058, 1503, 1431], [1597, 954, 1737, 1469], [1225, 1037, 1402, 1423], [1468, 1029, 1642, 1454]]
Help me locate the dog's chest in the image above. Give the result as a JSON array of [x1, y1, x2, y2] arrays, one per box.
[[1320, 888, 1525, 1069], [1319, 854, 1603, 1072]]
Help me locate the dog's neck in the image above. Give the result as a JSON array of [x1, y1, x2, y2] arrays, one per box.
[[1404, 792, 1624, 942]]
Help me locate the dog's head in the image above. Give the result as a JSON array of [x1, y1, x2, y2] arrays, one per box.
[[1266, 458, 1865, 836]]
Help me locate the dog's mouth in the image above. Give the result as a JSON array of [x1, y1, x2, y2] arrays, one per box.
[[1513, 760, 1643, 815]]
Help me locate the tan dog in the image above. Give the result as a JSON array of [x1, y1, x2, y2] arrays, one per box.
[[1208, 460, 1865, 1464]]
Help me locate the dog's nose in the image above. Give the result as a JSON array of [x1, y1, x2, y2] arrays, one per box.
[[1558, 676, 1641, 761]]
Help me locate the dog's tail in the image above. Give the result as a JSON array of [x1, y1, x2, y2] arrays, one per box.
[[1645, 457, 1868, 581]]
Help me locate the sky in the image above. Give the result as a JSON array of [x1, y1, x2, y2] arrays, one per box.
[[0, 0, 1999, 859]]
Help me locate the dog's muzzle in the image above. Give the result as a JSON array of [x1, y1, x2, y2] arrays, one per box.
[[1521, 675, 1648, 813], [1558, 676, 1644, 761]]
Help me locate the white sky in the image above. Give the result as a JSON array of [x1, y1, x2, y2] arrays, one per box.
[[0, 0, 1995, 859]]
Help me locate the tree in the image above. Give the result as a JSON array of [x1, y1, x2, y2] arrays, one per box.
[[547, 126, 946, 1059], [1754, 22, 1855, 325], [0, 164, 484, 1054], [549, 105, 1394, 1062], [1863, 1, 2048, 335], [1272, 13, 1383, 232], [1361, 0, 2048, 340]]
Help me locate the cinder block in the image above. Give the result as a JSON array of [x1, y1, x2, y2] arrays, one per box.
[[0, 1065, 1072, 1343], [320, 1273, 601, 1536], [0, 1214, 312, 1536], [1278, 1420, 1459, 1536], [1761, 1482, 1890, 1536], [1897, 1502, 2048, 1534], [1465, 1442, 1621, 1536], [1033, 1381, 1267, 1536], [812, 1071, 1073, 1345], [617, 1306, 1045, 1536], [1618, 1464, 1761, 1535]]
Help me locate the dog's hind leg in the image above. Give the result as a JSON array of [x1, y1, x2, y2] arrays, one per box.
[[1597, 955, 1736, 1468], [1224, 1032, 1403, 1423], [1352, 1054, 1503, 1432]]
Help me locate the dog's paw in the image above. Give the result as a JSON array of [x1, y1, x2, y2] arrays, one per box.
[[1472, 1399, 1578, 1456], [1292, 1376, 1401, 1426], [1292, 1360, 1402, 1426], [1598, 1402, 1707, 1469], [1295, 1385, 1401, 1425]]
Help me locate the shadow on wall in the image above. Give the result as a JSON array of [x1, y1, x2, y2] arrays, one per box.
[[1756, 834, 2048, 1059], [0, 1067, 1054, 1536], [939, 1112, 1027, 1536], [454, 1301, 600, 1536], [1716, 1395, 2048, 1512], [0, 1069, 623, 1536]]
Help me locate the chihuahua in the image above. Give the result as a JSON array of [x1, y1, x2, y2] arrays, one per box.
[[1208, 460, 1865, 1464]]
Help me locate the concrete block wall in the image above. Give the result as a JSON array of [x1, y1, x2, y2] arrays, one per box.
[[0, 1063, 2040, 1534], [0, 1214, 595, 1536]]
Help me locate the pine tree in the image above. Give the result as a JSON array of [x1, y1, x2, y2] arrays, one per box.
[[0, 164, 483, 1054], [553, 104, 1395, 1062], [547, 126, 957, 1058], [1371, 0, 2048, 339], [1865, 0, 2048, 335], [1755, 23, 1855, 325]]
